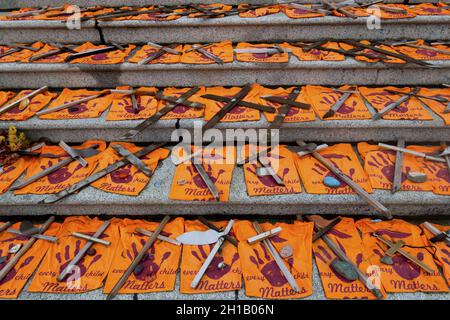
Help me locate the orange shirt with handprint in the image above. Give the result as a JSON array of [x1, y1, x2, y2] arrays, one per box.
[[90, 142, 170, 196], [106, 86, 159, 121], [159, 87, 207, 120], [13, 140, 107, 195], [234, 220, 313, 299], [294, 143, 373, 194], [416, 87, 450, 125], [303, 85, 371, 120], [356, 219, 449, 293], [29, 216, 119, 293], [180, 220, 242, 294], [104, 217, 184, 294], [180, 41, 234, 64], [0, 158, 32, 194], [0, 89, 57, 121], [0, 220, 61, 299], [313, 217, 386, 299], [243, 145, 302, 196], [169, 145, 236, 201]]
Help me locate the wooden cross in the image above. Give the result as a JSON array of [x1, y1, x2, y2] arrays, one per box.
[[322, 86, 358, 119], [372, 232, 434, 274], [29, 43, 77, 62], [191, 219, 235, 289], [0, 217, 56, 282], [202, 84, 276, 130], [58, 220, 111, 281], [378, 143, 446, 163], [107, 216, 170, 300], [305, 215, 384, 299], [260, 86, 310, 129], [64, 43, 128, 62], [249, 221, 300, 292], [121, 87, 203, 139], [0, 86, 48, 116], [138, 42, 182, 65], [135, 228, 181, 246], [373, 87, 420, 120], [198, 216, 238, 247], [112, 144, 153, 177], [185, 43, 224, 64], [295, 140, 392, 219]]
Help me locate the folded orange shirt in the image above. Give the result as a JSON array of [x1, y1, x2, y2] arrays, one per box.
[[106, 86, 158, 121], [189, 3, 232, 18], [356, 218, 448, 293], [339, 41, 404, 64], [416, 87, 450, 125], [235, 42, 289, 63], [353, 4, 416, 19], [104, 217, 184, 294], [0, 220, 61, 299], [393, 40, 450, 61], [130, 7, 186, 21], [0, 89, 56, 121], [313, 217, 386, 299], [359, 86, 434, 120], [90, 142, 170, 196], [0, 158, 31, 194], [420, 222, 450, 286], [0, 42, 44, 63], [181, 41, 234, 64], [255, 85, 315, 123], [294, 143, 373, 195], [303, 85, 371, 120], [179, 220, 242, 294], [68, 42, 135, 64], [169, 146, 235, 202], [332, 6, 369, 18], [159, 87, 207, 120], [203, 85, 262, 122], [238, 4, 280, 18], [281, 5, 324, 18], [243, 145, 302, 196], [14, 140, 107, 195], [39, 88, 113, 119], [235, 220, 313, 299], [28, 216, 119, 293], [128, 44, 183, 64], [410, 3, 450, 15]]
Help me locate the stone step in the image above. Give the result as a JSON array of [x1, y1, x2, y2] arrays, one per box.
[[1, 59, 448, 88], [3, 110, 449, 143], [1, 14, 449, 43], [12, 258, 450, 301], [0, 0, 431, 10], [1, 154, 449, 216]]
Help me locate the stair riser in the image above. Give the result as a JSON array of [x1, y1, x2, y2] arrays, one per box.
[[1, 63, 448, 87], [1, 16, 449, 43]]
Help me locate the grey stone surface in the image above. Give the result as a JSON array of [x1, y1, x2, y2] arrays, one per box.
[[1, 108, 449, 143], [1, 59, 449, 88], [0, 154, 449, 216], [0, 0, 430, 10], [1, 14, 449, 43]]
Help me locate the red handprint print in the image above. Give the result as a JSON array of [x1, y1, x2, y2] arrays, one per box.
[[126, 238, 171, 282], [191, 245, 239, 280], [118, 96, 145, 114], [40, 160, 83, 184], [366, 151, 408, 183], [320, 91, 357, 115], [57, 239, 103, 281], [0, 244, 34, 285], [246, 163, 289, 187], [186, 164, 224, 189], [110, 164, 142, 184]]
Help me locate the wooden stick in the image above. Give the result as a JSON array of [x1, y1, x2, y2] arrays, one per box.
[[0, 222, 12, 234], [71, 232, 111, 246], [198, 216, 238, 247], [135, 227, 181, 246], [247, 227, 282, 244], [297, 140, 392, 219], [378, 143, 446, 163], [107, 216, 170, 300], [0, 86, 48, 116], [392, 139, 405, 194], [0, 216, 54, 282], [373, 88, 419, 120], [252, 221, 300, 292]]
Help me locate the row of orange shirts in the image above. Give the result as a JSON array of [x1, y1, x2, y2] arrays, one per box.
[[0, 142, 449, 198], [0, 216, 449, 299], [1, 40, 449, 64], [1, 2, 449, 21], [0, 85, 449, 124]]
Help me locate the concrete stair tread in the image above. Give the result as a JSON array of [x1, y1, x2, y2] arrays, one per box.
[[2, 59, 448, 87], [12, 260, 450, 300], [2, 14, 449, 42], [1, 155, 449, 216], [2, 109, 448, 142]]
